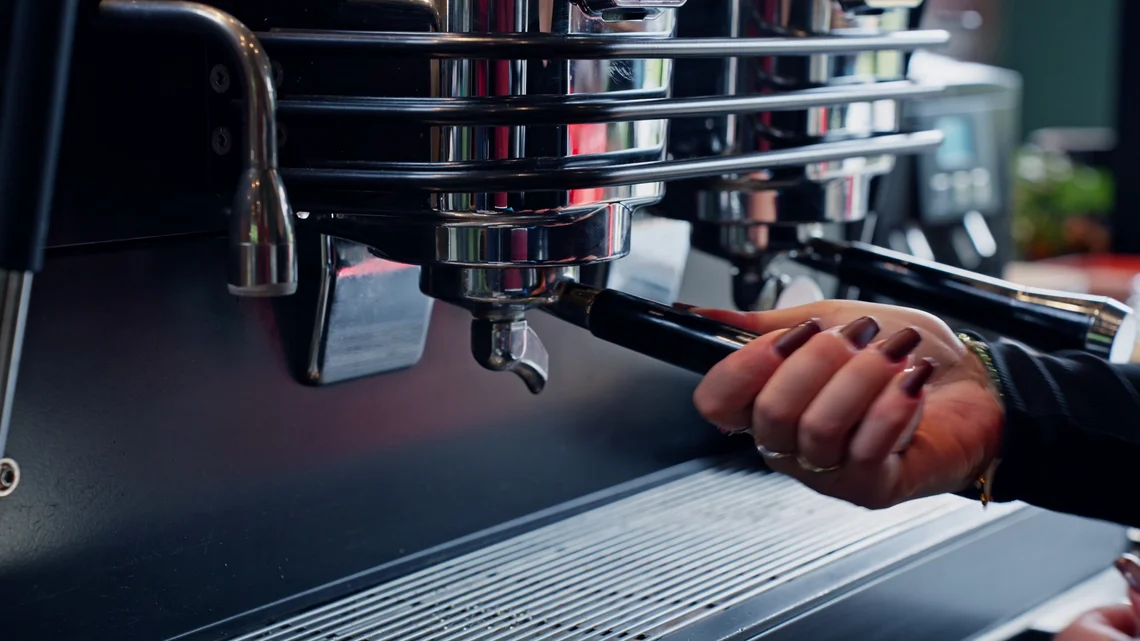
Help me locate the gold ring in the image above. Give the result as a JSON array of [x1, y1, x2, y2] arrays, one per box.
[[797, 455, 842, 474], [756, 444, 794, 460]]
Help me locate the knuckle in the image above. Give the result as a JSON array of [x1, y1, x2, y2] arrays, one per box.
[[810, 333, 858, 365], [846, 446, 879, 467], [799, 413, 850, 443], [752, 399, 795, 430]]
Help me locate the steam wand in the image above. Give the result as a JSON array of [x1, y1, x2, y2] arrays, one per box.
[[0, 0, 81, 496]]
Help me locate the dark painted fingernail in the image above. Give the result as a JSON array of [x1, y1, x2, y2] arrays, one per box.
[[901, 358, 936, 397], [773, 319, 822, 358], [720, 425, 752, 436], [839, 316, 880, 349], [880, 328, 923, 363], [673, 302, 696, 311], [1114, 553, 1140, 591]]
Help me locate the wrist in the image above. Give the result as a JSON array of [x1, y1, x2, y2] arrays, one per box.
[[956, 333, 1006, 503]]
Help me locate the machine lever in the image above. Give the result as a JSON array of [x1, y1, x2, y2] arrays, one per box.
[[790, 238, 1137, 363]]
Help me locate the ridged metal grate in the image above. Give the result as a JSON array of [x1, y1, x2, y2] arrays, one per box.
[[235, 464, 1003, 641]]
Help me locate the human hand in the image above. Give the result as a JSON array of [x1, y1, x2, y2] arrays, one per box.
[[1053, 554, 1140, 641], [688, 299, 1004, 509]]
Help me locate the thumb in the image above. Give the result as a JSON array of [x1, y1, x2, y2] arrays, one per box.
[[682, 304, 831, 335], [1113, 554, 1140, 617]]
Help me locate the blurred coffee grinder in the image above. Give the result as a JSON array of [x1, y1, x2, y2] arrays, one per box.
[[868, 50, 1021, 278]]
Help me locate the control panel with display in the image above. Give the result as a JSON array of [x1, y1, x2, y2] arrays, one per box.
[[918, 105, 1002, 224], [869, 52, 1021, 277]]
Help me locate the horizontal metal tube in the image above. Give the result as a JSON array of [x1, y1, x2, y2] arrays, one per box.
[[257, 29, 950, 59], [276, 81, 943, 126], [281, 131, 944, 193]]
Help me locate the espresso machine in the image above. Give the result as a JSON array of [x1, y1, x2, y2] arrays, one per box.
[[0, 1, 1134, 640]]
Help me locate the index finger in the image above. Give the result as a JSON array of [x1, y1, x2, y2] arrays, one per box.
[[1056, 606, 1137, 641], [689, 305, 831, 334], [692, 320, 821, 433]]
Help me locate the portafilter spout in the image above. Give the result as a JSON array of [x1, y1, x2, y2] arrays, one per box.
[[789, 238, 1137, 363]]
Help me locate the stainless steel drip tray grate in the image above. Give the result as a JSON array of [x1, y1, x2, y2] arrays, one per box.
[[235, 464, 1007, 641]]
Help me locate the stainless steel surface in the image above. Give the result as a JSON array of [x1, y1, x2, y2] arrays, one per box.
[[231, 465, 1019, 641], [675, 0, 923, 256], [1090, 299, 1136, 364], [421, 264, 574, 392], [421, 266, 579, 312], [573, 0, 687, 18], [431, 0, 672, 220], [967, 569, 1130, 641], [284, 131, 946, 192], [275, 80, 945, 125], [256, 27, 952, 58], [100, 0, 296, 298], [401, 1, 674, 390], [839, 0, 924, 11], [471, 318, 551, 394], [305, 203, 632, 267], [0, 269, 31, 463], [305, 236, 434, 386]]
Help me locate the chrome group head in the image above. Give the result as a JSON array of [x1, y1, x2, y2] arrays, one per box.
[[100, 0, 943, 392]]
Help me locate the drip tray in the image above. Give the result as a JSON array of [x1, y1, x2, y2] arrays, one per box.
[[234, 463, 1019, 641]]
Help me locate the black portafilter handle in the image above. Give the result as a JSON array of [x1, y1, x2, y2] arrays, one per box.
[[790, 238, 1137, 363], [543, 281, 761, 375]]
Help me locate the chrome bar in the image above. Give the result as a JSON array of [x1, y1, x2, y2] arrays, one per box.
[[257, 28, 951, 59], [276, 80, 944, 125], [0, 270, 31, 464], [282, 130, 944, 193]]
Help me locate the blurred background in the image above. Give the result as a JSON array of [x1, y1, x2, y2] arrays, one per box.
[[916, 0, 1140, 354]]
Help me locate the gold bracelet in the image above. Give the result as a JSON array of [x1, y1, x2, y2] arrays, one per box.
[[967, 458, 1000, 507], [957, 333, 1003, 399], [957, 333, 1003, 507]]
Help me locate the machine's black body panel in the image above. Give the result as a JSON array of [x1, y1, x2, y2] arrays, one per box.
[[0, 239, 735, 641]]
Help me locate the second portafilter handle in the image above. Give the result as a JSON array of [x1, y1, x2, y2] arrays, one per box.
[[790, 238, 1137, 363]]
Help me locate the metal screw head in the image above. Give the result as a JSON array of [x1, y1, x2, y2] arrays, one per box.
[[212, 127, 233, 156], [0, 458, 20, 497], [209, 64, 231, 94]]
